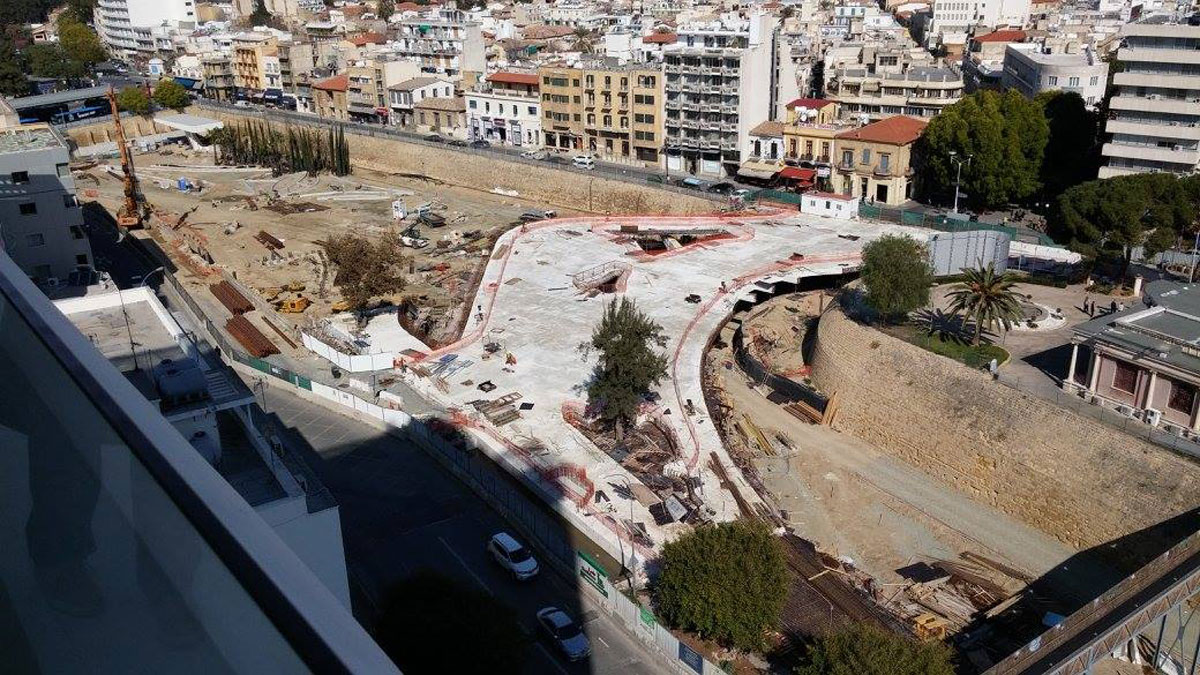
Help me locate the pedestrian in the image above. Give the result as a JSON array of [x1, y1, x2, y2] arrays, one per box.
[[1083, 292, 1090, 313], [1110, 300, 1118, 314], [1089, 301, 1096, 318]]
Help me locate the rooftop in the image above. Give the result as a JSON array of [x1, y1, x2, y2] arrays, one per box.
[[836, 115, 927, 144], [0, 124, 64, 153], [786, 97, 835, 110], [1074, 281, 1200, 374], [974, 29, 1028, 43], [750, 120, 786, 137], [488, 71, 540, 86], [414, 96, 466, 112], [391, 76, 445, 91], [313, 73, 349, 92]]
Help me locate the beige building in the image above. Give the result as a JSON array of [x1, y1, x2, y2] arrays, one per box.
[[232, 34, 281, 95], [833, 115, 925, 205], [202, 55, 236, 101], [414, 97, 468, 139], [581, 65, 663, 167], [313, 73, 348, 121], [538, 66, 585, 152]]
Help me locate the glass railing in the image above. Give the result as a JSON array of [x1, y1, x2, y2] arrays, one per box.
[[0, 252, 397, 674]]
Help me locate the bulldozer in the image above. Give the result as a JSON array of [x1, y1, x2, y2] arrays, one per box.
[[275, 295, 311, 313], [331, 299, 352, 313]]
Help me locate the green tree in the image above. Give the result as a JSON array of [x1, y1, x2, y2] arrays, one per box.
[[859, 234, 934, 321], [945, 262, 1024, 345], [795, 623, 954, 675], [319, 232, 407, 314], [914, 89, 1049, 209], [116, 85, 151, 115], [0, 40, 29, 97], [24, 43, 87, 82], [571, 27, 595, 53], [65, 0, 98, 25], [248, 0, 275, 26], [580, 298, 668, 433], [1037, 91, 1101, 200], [153, 78, 190, 110], [655, 520, 788, 652], [377, 0, 395, 20], [58, 15, 107, 66], [375, 571, 529, 675]]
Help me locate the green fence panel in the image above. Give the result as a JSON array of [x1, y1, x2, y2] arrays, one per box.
[[294, 374, 312, 390]]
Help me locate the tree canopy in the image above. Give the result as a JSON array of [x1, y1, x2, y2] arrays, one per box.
[[795, 623, 954, 675], [57, 15, 106, 66], [0, 39, 29, 97], [580, 297, 668, 430], [116, 85, 151, 115], [153, 78, 190, 110], [859, 234, 934, 321], [914, 90, 1049, 210], [945, 262, 1024, 345], [1049, 173, 1200, 276], [375, 571, 529, 675], [655, 520, 788, 652], [319, 232, 407, 313], [377, 0, 395, 20], [1037, 91, 1102, 202]]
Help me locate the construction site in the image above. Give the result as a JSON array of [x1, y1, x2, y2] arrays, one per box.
[[73, 109, 1200, 674]]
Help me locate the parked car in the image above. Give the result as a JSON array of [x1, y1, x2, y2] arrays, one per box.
[[448, 139, 469, 147], [233, 100, 251, 108], [469, 139, 490, 149], [675, 176, 707, 190], [707, 182, 736, 195], [520, 149, 548, 160], [424, 134, 445, 143], [572, 155, 596, 170], [487, 532, 539, 580], [518, 209, 557, 222], [646, 174, 665, 184], [536, 607, 591, 661]]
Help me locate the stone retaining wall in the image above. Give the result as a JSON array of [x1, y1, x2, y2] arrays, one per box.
[[809, 305, 1200, 553]]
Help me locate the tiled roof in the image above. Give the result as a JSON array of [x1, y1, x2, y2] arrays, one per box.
[[488, 72, 540, 86], [643, 31, 678, 44], [523, 25, 575, 40], [973, 29, 1027, 43], [836, 115, 927, 145], [785, 97, 835, 110], [750, 120, 785, 137], [347, 32, 386, 46], [313, 74, 348, 92]]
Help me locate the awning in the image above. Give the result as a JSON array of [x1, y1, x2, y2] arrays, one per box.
[[172, 76, 203, 91], [779, 167, 816, 183], [737, 160, 781, 180]]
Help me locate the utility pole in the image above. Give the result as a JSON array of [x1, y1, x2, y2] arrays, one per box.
[[949, 151, 972, 214]]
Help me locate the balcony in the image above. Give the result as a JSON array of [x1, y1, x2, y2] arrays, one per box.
[[873, 164, 894, 177], [838, 159, 855, 171], [1117, 47, 1200, 66], [1106, 118, 1200, 141], [0, 250, 399, 674], [1113, 71, 1200, 92], [1101, 142, 1200, 166]]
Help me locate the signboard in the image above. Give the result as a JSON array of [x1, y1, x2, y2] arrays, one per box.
[[638, 605, 656, 628], [678, 642, 703, 674], [577, 551, 610, 600]]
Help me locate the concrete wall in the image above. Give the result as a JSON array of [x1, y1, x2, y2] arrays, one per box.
[[65, 117, 171, 148], [809, 305, 1200, 552], [189, 108, 718, 216]]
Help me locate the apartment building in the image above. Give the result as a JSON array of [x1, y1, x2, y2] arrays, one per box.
[[825, 44, 964, 121], [233, 34, 282, 98], [582, 65, 664, 166], [391, 8, 486, 80], [539, 66, 586, 152], [466, 72, 542, 147], [1002, 43, 1108, 107], [202, 55, 236, 101], [962, 29, 1027, 92], [313, 73, 349, 121], [346, 63, 388, 123], [94, 0, 196, 55], [662, 13, 775, 177], [834, 115, 926, 205], [1099, 21, 1200, 178], [389, 77, 456, 127], [781, 98, 853, 191], [0, 120, 91, 284], [924, 0, 1031, 56]]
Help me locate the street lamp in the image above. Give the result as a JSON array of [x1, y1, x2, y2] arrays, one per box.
[[603, 472, 639, 592], [949, 151, 972, 214]]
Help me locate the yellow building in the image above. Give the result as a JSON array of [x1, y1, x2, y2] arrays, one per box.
[[232, 34, 281, 95], [538, 66, 584, 152], [833, 115, 926, 205], [538, 63, 663, 167], [781, 98, 842, 165]]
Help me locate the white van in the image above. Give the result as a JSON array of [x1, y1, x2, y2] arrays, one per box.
[[572, 155, 595, 170]]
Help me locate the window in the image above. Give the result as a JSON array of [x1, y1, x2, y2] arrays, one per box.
[[75, 253, 89, 266], [56, 163, 69, 177], [1068, 76, 1079, 87], [1089, 76, 1099, 86], [484, 101, 490, 112], [1047, 75, 1058, 86], [25, 233, 45, 247], [1168, 380, 1196, 414], [70, 225, 84, 239], [842, 149, 853, 166], [880, 154, 890, 171], [1112, 361, 1138, 394], [19, 202, 36, 215], [469, 99, 477, 109], [861, 148, 871, 164], [11, 171, 29, 184], [527, 106, 535, 115]]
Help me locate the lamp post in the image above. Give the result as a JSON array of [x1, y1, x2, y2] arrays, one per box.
[[949, 151, 972, 214], [603, 472, 638, 592]]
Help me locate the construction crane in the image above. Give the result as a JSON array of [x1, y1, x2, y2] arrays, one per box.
[[105, 86, 147, 229]]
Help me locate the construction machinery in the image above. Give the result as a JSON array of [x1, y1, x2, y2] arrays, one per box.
[[275, 295, 311, 313], [401, 223, 429, 249], [105, 87, 148, 229]]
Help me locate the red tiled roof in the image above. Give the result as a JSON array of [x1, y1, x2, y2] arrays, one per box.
[[785, 97, 834, 110], [836, 115, 927, 145], [973, 29, 1026, 43], [779, 167, 816, 181], [313, 73, 348, 92], [643, 31, 677, 44], [523, 25, 574, 39], [348, 32, 386, 46], [488, 72, 540, 86], [395, 2, 422, 10]]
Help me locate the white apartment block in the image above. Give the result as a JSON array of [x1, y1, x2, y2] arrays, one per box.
[[663, 13, 775, 178], [1100, 21, 1200, 178], [926, 0, 1031, 52], [1002, 43, 1108, 107], [390, 8, 486, 80], [825, 44, 964, 121], [465, 73, 542, 147], [95, 0, 196, 55]]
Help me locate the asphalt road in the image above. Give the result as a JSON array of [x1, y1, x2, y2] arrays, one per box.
[[260, 386, 672, 675]]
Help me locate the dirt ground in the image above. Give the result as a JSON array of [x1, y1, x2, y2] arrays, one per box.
[[79, 145, 578, 346], [739, 292, 827, 377]]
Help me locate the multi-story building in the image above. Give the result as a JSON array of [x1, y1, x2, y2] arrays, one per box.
[[825, 45, 964, 121], [924, 0, 1031, 56], [782, 98, 852, 190], [389, 77, 456, 127], [279, 42, 316, 100], [662, 13, 776, 177], [466, 72, 542, 147], [202, 55, 236, 101], [1099, 21, 1200, 178], [833, 115, 926, 205], [232, 34, 282, 99], [313, 73, 349, 121], [962, 29, 1027, 92], [94, 0, 196, 56], [0, 117, 91, 285], [581, 64, 664, 166], [346, 63, 388, 124], [1002, 43, 1108, 107], [413, 97, 469, 139], [539, 65, 586, 152], [391, 8, 486, 80]]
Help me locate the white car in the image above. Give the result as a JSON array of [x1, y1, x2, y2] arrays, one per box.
[[520, 149, 548, 160], [572, 155, 596, 170], [536, 607, 591, 662], [487, 532, 539, 580]]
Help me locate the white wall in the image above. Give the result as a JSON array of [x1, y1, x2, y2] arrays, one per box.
[[801, 193, 858, 219]]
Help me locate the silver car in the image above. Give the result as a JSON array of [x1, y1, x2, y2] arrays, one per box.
[[487, 532, 539, 580], [536, 607, 591, 662]]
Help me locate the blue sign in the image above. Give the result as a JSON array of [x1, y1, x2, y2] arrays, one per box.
[[678, 642, 703, 674]]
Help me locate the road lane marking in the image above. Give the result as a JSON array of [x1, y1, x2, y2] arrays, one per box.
[[436, 535, 493, 596], [597, 636, 610, 649], [534, 643, 571, 675]]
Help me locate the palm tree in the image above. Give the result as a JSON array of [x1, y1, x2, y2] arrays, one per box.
[[572, 27, 595, 53], [945, 262, 1024, 346]]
